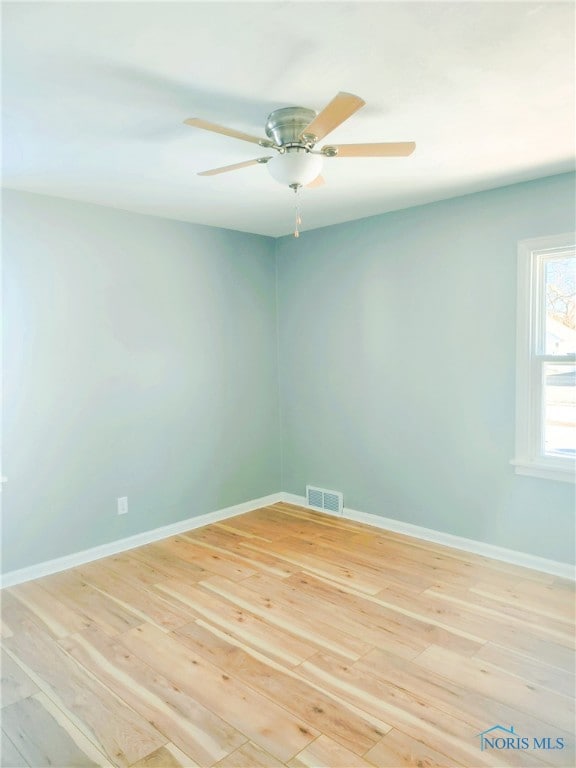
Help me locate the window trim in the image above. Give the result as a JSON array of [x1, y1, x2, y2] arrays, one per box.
[[512, 232, 576, 483]]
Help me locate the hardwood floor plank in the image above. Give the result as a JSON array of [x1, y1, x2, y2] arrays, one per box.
[[266, 505, 369, 535], [240, 540, 384, 595], [1, 649, 38, 708], [154, 579, 319, 666], [212, 741, 284, 767], [213, 521, 273, 541], [364, 728, 465, 768], [0, 731, 29, 767], [1, 693, 104, 767], [155, 537, 257, 581], [270, 504, 554, 586], [274, 530, 474, 593], [128, 543, 208, 583], [299, 652, 547, 767], [1, 589, 92, 640], [3, 622, 166, 766], [240, 572, 428, 660], [180, 533, 296, 578], [77, 562, 192, 631], [471, 580, 576, 624], [214, 513, 282, 540], [130, 743, 200, 767], [62, 624, 247, 766], [97, 552, 173, 587], [191, 525, 273, 550], [414, 644, 574, 733], [174, 619, 388, 756], [8, 581, 94, 638], [349, 523, 555, 585], [0, 616, 14, 639], [474, 642, 576, 697], [285, 571, 483, 656], [40, 571, 143, 637], [422, 583, 575, 647], [189, 617, 395, 739], [511, 577, 576, 602], [354, 647, 573, 766], [120, 623, 319, 763], [287, 734, 374, 768], [330, 529, 508, 590], [374, 583, 574, 670], [28, 691, 112, 765], [200, 575, 373, 660], [1, 504, 573, 768]]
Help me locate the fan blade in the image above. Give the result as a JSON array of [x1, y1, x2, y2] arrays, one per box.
[[184, 118, 271, 146], [198, 157, 272, 176], [323, 142, 416, 157], [300, 92, 365, 143], [306, 175, 326, 189]]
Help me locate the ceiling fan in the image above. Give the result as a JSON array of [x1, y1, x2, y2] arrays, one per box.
[[184, 92, 416, 190]]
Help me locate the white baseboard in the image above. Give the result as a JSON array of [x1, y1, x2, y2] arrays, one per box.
[[0, 493, 283, 588], [278, 493, 575, 580], [3, 490, 573, 587]]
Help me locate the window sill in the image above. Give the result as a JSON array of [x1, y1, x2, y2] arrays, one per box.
[[511, 459, 576, 483]]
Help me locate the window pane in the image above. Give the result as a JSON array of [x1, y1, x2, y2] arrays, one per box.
[[544, 363, 576, 457], [545, 256, 576, 355]]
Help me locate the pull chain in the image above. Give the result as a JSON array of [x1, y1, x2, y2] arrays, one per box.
[[292, 183, 302, 238]]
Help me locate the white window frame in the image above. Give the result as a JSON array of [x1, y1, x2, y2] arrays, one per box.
[[512, 232, 576, 483]]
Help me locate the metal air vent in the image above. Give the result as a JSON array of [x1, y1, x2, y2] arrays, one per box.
[[305, 485, 343, 515]]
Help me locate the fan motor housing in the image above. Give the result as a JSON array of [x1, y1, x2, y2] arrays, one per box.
[[265, 107, 317, 146]]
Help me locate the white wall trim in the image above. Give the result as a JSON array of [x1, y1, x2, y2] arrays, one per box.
[[2, 490, 573, 587], [0, 493, 283, 588], [510, 458, 576, 483], [279, 493, 575, 580]]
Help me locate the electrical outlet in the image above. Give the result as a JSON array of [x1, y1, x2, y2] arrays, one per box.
[[117, 496, 128, 515]]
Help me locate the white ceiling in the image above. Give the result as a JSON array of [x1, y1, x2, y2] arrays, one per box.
[[2, 1, 575, 237]]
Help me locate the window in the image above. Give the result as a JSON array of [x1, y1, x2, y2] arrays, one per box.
[[512, 233, 576, 482]]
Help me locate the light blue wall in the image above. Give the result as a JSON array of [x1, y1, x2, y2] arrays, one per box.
[[2, 190, 280, 572], [276, 173, 576, 564], [3, 175, 575, 573]]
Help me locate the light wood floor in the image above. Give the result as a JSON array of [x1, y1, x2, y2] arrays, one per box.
[[1, 502, 574, 768]]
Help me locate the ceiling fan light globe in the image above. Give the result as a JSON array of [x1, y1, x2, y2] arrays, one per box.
[[267, 148, 323, 188]]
